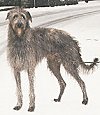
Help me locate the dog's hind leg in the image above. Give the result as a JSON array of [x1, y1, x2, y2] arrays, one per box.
[[47, 55, 66, 102], [13, 70, 23, 110], [63, 62, 88, 105]]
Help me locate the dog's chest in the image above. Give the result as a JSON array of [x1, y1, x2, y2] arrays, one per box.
[[13, 38, 28, 57], [8, 38, 34, 70]]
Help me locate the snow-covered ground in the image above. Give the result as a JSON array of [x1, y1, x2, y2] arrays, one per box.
[[0, 1, 100, 115]]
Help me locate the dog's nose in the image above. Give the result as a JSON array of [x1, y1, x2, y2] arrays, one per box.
[[17, 22, 23, 28]]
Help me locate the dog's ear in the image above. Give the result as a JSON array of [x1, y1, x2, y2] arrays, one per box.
[[6, 12, 10, 20], [26, 11, 32, 22]]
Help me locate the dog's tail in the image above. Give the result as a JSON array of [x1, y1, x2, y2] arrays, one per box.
[[80, 57, 98, 72]]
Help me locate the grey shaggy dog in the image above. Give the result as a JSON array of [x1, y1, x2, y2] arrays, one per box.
[[6, 8, 98, 112]]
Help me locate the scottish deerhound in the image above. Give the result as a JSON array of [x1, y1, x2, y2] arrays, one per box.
[[6, 8, 98, 112]]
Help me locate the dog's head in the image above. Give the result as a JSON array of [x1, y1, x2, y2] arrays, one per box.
[[6, 7, 32, 37]]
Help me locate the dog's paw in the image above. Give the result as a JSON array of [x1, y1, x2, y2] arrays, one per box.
[[13, 106, 22, 110], [28, 106, 35, 112], [82, 98, 88, 105], [54, 98, 60, 102]]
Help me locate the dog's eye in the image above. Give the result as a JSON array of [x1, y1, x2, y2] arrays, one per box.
[[13, 14, 18, 19], [21, 14, 25, 19]]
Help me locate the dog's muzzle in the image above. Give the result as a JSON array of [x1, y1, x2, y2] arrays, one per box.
[[17, 22, 23, 28], [14, 21, 25, 37]]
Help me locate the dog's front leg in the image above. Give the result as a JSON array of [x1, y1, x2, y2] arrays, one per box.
[[27, 69, 35, 112], [13, 69, 23, 110]]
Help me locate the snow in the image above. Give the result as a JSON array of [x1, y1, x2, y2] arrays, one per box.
[[0, 1, 100, 115]]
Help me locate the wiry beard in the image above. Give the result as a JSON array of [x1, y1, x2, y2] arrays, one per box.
[[15, 27, 24, 37]]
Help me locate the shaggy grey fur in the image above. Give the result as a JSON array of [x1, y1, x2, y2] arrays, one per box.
[[6, 8, 98, 112]]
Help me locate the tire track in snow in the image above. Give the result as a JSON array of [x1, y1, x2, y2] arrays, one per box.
[[37, 9, 100, 27], [31, 5, 100, 18]]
